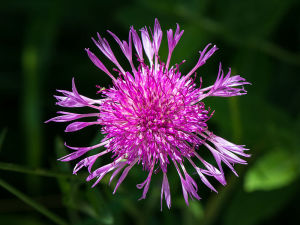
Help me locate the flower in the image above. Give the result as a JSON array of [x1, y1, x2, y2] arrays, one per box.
[[46, 19, 250, 210]]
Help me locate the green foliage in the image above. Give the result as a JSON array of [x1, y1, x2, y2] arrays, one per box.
[[244, 148, 300, 192], [0, 178, 68, 225]]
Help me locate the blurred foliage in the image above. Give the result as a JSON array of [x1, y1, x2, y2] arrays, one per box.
[[245, 148, 300, 192], [0, 0, 299, 225]]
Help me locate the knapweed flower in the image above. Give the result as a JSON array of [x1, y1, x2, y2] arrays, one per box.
[[47, 19, 250, 209]]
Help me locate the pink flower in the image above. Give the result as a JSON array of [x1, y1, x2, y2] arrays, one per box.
[[46, 19, 250, 210]]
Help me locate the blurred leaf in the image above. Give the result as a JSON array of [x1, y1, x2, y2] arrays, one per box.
[[0, 178, 68, 225], [190, 201, 204, 219], [80, 188, 114, 225], [184, 201, 204, 224], [0, 128, 7, 151], [244, 148, 299, 192], [54, 136, 80, 203]]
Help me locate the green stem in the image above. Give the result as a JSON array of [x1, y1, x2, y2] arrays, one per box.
[[0, 162, 85, 180], [0, 178, 68, 225], [229, 97, 242, 141]]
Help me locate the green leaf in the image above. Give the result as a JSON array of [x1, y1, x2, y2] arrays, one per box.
[[244, 148, 299, 192]]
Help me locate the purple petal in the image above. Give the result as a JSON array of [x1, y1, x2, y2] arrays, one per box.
[[137, 163, 154, 200], [140, 27, 154, 65], [65, 121, 98, 132], [107, 30, 132, 61], [161, 172, 171, 210], [93, 34, 117, 64], [201, 64, 251, 98], [45, 112, 99, 123], [85, 48, 116, 81], [109, 161, 127, 184], [186, 44, 218, 78], [153, 18, 162, 55], [59, 149, 89, 162], [73, 153, 101, 174], [167, 23, 184, 53], [131, 27, 143, 60], [113, 159, 137, 194]]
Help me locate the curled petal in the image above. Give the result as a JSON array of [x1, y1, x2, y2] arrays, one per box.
[[136, 161, 155, 200]]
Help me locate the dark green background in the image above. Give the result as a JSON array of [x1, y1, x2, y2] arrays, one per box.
[[0, 0, 299, 225]]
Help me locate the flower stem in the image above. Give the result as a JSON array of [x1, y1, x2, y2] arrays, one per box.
[[0, 162, 85, 180]]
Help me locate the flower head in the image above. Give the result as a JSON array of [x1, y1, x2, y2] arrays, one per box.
[[47, 19, 250, 209]]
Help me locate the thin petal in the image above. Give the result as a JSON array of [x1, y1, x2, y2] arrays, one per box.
[[65, 121, 98, 132]]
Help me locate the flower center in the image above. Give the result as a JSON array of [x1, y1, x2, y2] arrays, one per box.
[[140, 110, 167, 132]]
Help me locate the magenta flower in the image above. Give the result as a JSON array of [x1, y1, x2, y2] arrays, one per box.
[[47, 19, 250, 209]]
